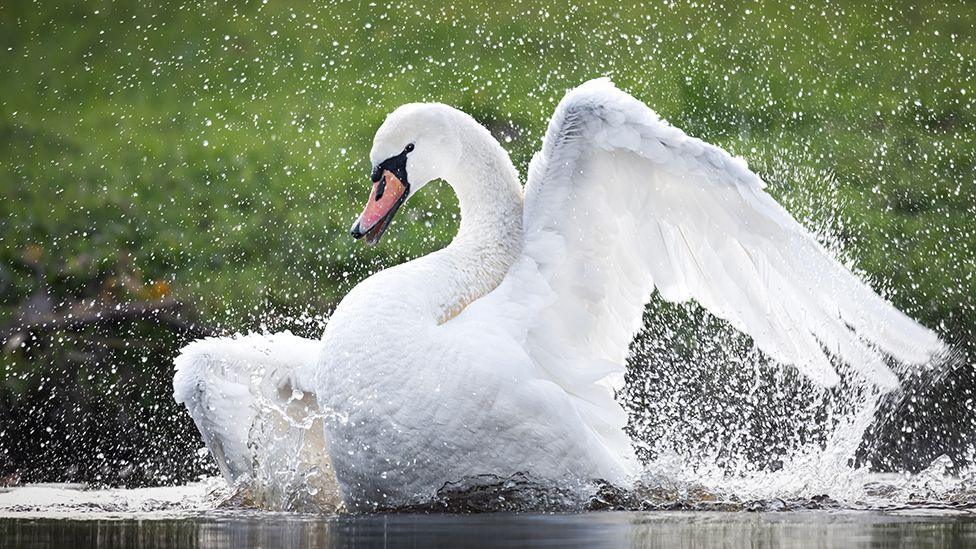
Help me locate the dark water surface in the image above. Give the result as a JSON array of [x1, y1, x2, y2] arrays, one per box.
[[2, 511, 975, 549]]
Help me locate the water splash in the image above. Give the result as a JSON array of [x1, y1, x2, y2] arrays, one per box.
[[614, 160, 975, 512], [153, 159, 973, 515], [161, 170, 971, 517]]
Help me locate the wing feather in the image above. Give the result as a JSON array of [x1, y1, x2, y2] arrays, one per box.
[[467, 79, 940, 466], [504, 78, 941, 405], [173, 332, 326, 484]]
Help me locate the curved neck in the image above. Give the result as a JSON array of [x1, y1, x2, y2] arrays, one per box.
[[449, 120, 524, 256], [423, 117, 524, 323]]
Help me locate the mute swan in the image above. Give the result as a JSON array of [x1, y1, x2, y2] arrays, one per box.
[[173, 78, 942, 512]]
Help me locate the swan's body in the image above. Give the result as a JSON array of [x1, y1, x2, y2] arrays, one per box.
[[174, 79, 942, 512]]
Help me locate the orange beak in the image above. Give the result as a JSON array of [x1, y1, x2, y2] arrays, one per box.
[[350, 169, 409, 245]]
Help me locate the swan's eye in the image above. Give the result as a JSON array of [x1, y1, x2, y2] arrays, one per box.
[[404, 143, 415, 153]]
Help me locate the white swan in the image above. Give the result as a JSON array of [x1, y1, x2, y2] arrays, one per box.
[[173, 79, 942, 512]]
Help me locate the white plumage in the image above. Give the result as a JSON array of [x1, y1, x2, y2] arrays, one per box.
[[517, 79, 941, 391], [173, 78, 942, 511]]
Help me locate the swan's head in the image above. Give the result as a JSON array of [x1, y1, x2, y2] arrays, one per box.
[[351, 103, 463, 245]]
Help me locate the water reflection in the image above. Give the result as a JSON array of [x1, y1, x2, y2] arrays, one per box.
[[2, 511, 976, 549]]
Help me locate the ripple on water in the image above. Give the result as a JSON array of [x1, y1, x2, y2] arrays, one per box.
[[2, 464, 975, 520]]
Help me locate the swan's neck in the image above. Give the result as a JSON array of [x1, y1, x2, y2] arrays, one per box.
[[420, 121, 523, 323]]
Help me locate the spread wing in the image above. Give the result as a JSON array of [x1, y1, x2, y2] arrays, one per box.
[[471, 79, 942, 456], [173, 332, 338, 508]]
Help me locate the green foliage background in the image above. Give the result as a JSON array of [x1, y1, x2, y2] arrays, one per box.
[[0, 1, 973, 484]]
